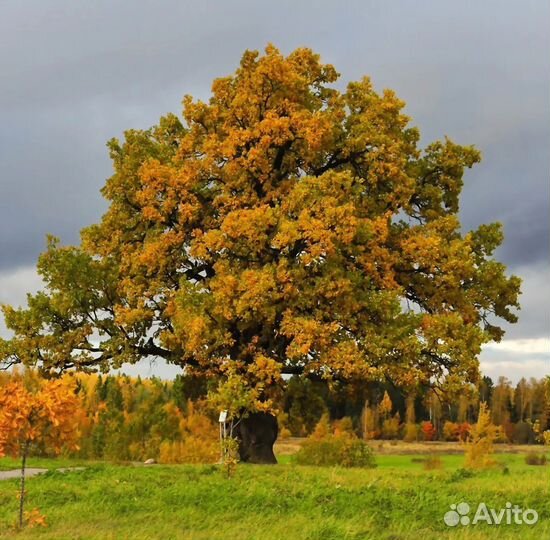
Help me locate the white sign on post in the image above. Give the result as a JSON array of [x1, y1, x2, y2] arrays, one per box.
[[218, 410, 228, 423]]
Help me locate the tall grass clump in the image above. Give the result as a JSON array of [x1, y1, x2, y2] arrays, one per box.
[[525, 452, 547, 466]]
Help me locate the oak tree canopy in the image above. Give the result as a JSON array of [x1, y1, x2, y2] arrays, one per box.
[[1, 45, 520, 412]]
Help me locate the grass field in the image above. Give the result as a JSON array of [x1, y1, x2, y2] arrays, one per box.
[[0, 449, 548, 539]]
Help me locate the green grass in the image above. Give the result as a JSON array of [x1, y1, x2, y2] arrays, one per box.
[[0, 453, 548, 539]]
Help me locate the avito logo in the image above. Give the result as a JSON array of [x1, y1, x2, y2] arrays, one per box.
[[444, 502, 538, 527]]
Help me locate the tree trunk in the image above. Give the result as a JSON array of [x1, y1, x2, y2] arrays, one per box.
[[19, 442, 29, 529], [236, 412, 278, 464]]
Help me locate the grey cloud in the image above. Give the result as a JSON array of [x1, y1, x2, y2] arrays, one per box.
[[503, 263, 550, 341], [480, 345, 549, 384]]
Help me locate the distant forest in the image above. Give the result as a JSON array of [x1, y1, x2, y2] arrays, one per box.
[[1, 370, 548, 463]]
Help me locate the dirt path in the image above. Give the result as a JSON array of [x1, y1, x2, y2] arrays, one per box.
[[0, 467, 85, 481]]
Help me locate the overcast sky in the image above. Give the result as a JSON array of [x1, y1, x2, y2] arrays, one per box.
[[0, 0, 548, 382]]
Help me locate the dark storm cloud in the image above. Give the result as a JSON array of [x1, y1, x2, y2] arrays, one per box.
[[0, 0, 548, 348], [460, 124, 550, 270]]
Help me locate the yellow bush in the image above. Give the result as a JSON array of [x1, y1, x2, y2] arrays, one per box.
[[381, 413, 401, 440], [159, 401, 219, 464], [465, 403, 501, 469], [295, 432, 376, 468], [159, 437, 218, 464], [311, 413, 331, 440], [443, 421, 459, 441]]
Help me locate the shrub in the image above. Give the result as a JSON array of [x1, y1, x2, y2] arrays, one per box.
[[338, 436, 377, 467], [450, 468, 475, 481], [403, 423, 419, 442], [412, 455, 444, 469], [159, 437, 219, 464], [443, 421, 459, 441], [434, 421, 472, 443], [158, 402, 219, 464], [525, 452, 547, 466], [311, 413, 332, 440], [423, 455, 443, 470], [381, 414, 401, 440], [421, 421, 436, 441], [465, 402, 501, 469], [295, 433, 376, 468]]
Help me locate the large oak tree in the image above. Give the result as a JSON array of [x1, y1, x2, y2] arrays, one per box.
[[1, 46, 520, 462]]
